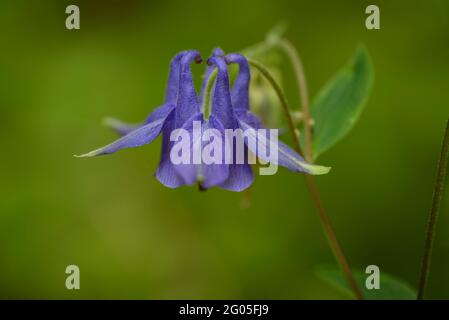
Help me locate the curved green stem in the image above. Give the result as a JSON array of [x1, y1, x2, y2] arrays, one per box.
[[279, 41, 364, 300], [249, 56, 364, 300], [417, 119, 449, 299], [247, 59, 303, 156], [276, 39, 313, 162]]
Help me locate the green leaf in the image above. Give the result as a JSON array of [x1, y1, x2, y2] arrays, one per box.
[[316, 265, 417, 300], [310, 45, 374, 159]]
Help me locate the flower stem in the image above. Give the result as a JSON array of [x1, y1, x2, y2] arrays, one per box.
[[304, 174, 364, 300], [249, 49, 364, 300], [417, 119, 449, 300], [247, 59, 304, 156], [277, 39, 313, 162], [276, 39, 364, 299]]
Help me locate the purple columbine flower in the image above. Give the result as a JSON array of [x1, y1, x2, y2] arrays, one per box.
[[76, 49, 329, 192]]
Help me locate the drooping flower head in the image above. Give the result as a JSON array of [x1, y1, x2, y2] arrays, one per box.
[[76, 49, 329, 191]]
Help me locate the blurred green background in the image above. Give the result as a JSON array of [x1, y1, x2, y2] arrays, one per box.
[[0, 0, 448, 299]]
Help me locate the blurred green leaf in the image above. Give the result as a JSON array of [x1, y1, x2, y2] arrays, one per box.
[[316, 265, 416, 300], [310, 46, 374, 159]]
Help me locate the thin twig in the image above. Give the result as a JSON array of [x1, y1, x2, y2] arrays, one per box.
[[417, 119, 449, 300]]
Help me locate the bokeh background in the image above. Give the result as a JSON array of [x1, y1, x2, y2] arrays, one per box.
[[0, 0, 448, 299]]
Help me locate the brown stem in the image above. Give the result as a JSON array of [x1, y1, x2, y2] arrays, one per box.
[[417, 119, 449, 299]]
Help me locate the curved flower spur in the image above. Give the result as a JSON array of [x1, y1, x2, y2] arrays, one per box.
[[76, 49, 330, 191]]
